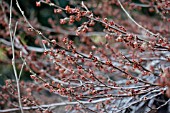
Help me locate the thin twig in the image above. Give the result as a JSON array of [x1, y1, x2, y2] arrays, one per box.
[[0, 97, 113, 113], [9, 0, 23, 113], [157, 99, 170, 110], [117, 0, 159, 37], [18, 52, 25, 80]]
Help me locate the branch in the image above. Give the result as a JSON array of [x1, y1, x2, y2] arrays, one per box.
[[9, 0, 23, 113], [117, 0, 159, 37], [0, 97, 113, 113]]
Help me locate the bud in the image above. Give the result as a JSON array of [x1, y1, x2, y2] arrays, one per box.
[[36, 2, 41, 7]]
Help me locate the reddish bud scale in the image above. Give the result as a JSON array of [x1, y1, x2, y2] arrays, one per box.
[[91, 45, 96, 50], [52, 81, 55, 85], [30, 75, 36, 80], [69, 40, 73, 45], [67, 45, 71, 50], [51, 39, 56, 45], [167, 57, 170, 62], [44, 50, 48, 55], [109, 21, 114, 25], [54, 9, 62, 14], [92, 90, 97, 95], [42, 40, 47, 44], [105, 44, 110, 49], [82, 27, 88, 33], [133, 63, 138, 69], [158, 38, 163, 43], [69, 15, 74, 20], [59, 68, 65, 74], [93, 57, 98, 62], [65, 6, 70, 12], [89, 52, 93, 59], [75, 96, 80, 100], [90, 75, 95, 81], [127, 34, 133, 40], [36, 2, 41, 7], [89, 20, 95, 26], [77, 65, 82, 69], [133, 78, 138, 84], [106, 60, 112, 66], [72, 49, 76, 53], [161, 42, 167, 47], [126, 80, 132, 85], [133, 41, 138, 48], [61, 50, 65, 55], [116, 36, 123, 42], [88, 99, 93, 102], [56, 84, 61, 88], [103, 18, 108, 23], [44, 83, 50, 88], [34, 77, 39, 82], [69, 19, 74, 24], [105, 34, 110, 39], [62, 37, 67, 43], [105, 24, 109, 29], [28, 28, 33, 32], [105, 100, 111, 104], [60, 19, 67, 24], [80, 76, 85, 80]]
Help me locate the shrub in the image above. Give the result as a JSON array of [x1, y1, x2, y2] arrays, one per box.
[[0, 0, 170, 113]]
